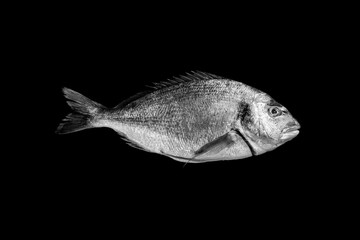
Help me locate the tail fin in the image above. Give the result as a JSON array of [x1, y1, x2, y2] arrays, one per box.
[[56, 88, 105, 134]]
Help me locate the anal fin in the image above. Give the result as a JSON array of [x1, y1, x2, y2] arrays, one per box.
[[116, 131, 152, 153]]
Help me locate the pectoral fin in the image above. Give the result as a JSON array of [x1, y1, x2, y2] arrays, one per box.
[[193, 131, 239, 159]]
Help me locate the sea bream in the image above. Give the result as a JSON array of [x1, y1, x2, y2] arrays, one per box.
[[56, 71, 300, 163]]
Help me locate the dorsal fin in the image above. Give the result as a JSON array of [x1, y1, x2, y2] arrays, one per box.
[[114, 90, 152, 110], [148, 71, 225, 90], [114, 71, 224, 109], [174, 71, 223, 82]]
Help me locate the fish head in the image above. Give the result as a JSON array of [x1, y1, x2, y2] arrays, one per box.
[[246, 94, 300, 152]]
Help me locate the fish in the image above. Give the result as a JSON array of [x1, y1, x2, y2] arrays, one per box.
[[56, 71, 300, 163]]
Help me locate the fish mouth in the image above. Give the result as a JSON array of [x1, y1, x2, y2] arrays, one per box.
[[280, 125, 300, 140]]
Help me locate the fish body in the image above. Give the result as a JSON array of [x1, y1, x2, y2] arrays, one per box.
[[56, 72, 300, 163]]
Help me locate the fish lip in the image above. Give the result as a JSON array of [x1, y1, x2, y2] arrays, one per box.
[[282, 125, 300, 134], [280, 124, 300, 141]]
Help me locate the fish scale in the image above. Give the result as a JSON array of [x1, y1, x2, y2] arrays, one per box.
[[106, 79, 252, 156]]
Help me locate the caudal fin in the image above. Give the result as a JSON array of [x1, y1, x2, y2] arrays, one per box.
[[56, 88, 105, 134]]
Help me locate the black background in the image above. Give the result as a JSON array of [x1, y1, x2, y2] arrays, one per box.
[[17, 3, 349, 236]]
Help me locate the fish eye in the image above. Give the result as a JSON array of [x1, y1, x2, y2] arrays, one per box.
[[268, 107, 282, 117]]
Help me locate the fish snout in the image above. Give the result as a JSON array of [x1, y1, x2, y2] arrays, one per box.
[[280, 120, 300, 140], [284, 119, 300, 131]]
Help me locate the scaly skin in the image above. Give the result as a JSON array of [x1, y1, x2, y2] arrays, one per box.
[[88, 73, 300, 162], [96, 79, 254, 160]]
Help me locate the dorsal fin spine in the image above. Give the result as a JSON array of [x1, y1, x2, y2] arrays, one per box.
[[154, 71, 224, 89], [114, 71, 224, 109]]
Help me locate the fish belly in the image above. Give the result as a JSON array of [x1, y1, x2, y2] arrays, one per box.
[[96, 119, 194, 157]]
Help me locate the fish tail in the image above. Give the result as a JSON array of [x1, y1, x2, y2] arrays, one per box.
[[56, 87, 106, 134]]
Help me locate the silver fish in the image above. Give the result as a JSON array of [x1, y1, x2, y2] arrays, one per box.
[[56, 71, 300, 163]]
